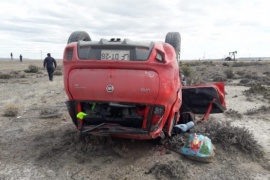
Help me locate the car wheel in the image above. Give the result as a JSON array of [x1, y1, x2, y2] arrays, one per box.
[[165, 32, 181, 61], [67, 31, 91, 44]]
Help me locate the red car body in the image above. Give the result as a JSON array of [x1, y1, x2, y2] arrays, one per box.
[[63, 38, 226, 139]]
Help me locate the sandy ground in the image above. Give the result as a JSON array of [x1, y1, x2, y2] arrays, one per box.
[[0, 60, 270, 180]]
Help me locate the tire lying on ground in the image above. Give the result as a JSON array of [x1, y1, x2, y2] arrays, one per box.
[[165, 32, 181, 61], [67, 31, 91, 44]]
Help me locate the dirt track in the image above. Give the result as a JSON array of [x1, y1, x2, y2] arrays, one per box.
[[0, 60, 270, 180]]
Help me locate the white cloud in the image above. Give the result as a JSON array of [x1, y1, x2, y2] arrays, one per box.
[[0, 0, 269, 60]]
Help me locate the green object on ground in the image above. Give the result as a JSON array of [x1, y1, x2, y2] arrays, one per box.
[[76, 112, 87, 119]]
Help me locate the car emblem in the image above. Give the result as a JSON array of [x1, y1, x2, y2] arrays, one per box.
[[106, 84, 114, 92]]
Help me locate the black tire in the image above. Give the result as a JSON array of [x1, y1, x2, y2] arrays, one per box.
[[67, 31, 91, 44], [165, 32, 181, 61]]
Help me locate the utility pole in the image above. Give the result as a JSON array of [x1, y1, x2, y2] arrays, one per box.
[[40, 50, 42, 60]]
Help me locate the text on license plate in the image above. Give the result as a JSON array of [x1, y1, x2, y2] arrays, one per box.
[[101, 50, 130, 60]]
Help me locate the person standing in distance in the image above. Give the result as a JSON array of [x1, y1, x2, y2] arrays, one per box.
[[43, 53, 57, 81]]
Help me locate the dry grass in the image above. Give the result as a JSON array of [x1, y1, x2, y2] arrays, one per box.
[[24, 64, 39, 73], [212, 74, 227, 82], [55, 65, 62, 70], [40, 108, 61, 118], [146, 160, 188, 180], [112, 143, 129, 158], [40, 108, 58, 115], [224, 109, 243, 119], [244, 84, 270, 101], [244, 105, 270, 115], [54, 70, 63, 76], [3, 103, 19, 117], [0, 73, 12, 79], [224, 68, 235, 79], [222, 62, 230, 67], [180, 64, 192, 77], [168, 134, 187, 151], [232, 61, 264, 67]]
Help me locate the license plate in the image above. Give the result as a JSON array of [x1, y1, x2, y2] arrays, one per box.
[[101, 50, 130, 60]]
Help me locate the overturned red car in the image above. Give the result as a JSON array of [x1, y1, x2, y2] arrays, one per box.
[[63, 31, 226, 139]]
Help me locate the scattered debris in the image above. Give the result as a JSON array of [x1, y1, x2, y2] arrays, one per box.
[[181, 133, 215, 163]]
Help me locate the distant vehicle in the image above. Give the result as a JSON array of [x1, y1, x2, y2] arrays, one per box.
[[63, 31, 226, 139]]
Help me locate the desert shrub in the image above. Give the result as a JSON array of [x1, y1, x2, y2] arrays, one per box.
[[224, 109, 243, 119], [222, 62, 229, 67], [40, 108, 60, 118], [188, 76, 204, 85], [3, 103, 19, 117], [213, 75, 227, 82], [180, 64, 192, 77], [0, 74, 12, 79], [232, 61, 263, 67], [243, 74, 251, 79], [244, 84, 267, 95], [251, 71, 257, 75], [244, 106, 270, 115], [19, 74, 26, 78], [224, 68, 235, 79], [54, 70, 63, 76], [200, 67, 207, 72], [191, 119, 264, 159], [10, 70, 21, 76], [168, 134, 187, 151], [184, 61, 199, 67], [24, 65, 39, 73], [232, 62, 246, 67], [243, 74, 260, 80], [239, 78, 251, 85], [201, 61, 215, 66], [112, 143, 129, 158], [235, 71, 246, 76], [146, 160, 188, 180], [261, 77, 270, 85], [36, 74, 44, 78], [55, 66, 62, 70], [242, 75, 270, 86]]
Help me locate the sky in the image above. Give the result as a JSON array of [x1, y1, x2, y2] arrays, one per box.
[[0, 0, 270, 60]]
